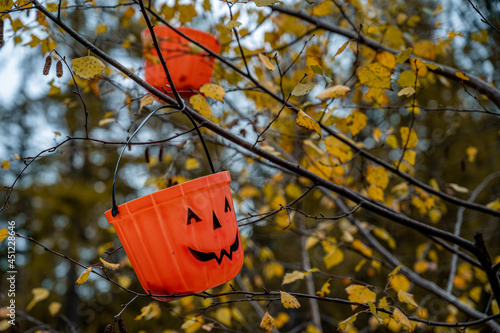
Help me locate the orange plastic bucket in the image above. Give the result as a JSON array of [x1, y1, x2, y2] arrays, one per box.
[[104, 171, 243, 301], [142, 26, 221, 97]]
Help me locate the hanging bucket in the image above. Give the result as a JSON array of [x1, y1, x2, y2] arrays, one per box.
[[142, 26, 221, 97], [104, 171, 243, 301]]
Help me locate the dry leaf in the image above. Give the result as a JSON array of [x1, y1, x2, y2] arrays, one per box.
[[76, 267, 92, 285], [26, 288, 50, 311], [190, 94, 213, 118], [393, 308, 413, 332], [100, 258, 120, 270], [397, 86, 415, 97], [345, 284, 376, 304], [260, 311, 275, 332], [258, 52, 276, 71], [71, 55, 105, 79], [139, 95, 154, 113], [280, 291, 301, 309], [397, 290, 419, 308], [315, 85, 351, 101], [200, 83, 226, 102], [296, 110, 321, 136], [292, 82, 315, 96]]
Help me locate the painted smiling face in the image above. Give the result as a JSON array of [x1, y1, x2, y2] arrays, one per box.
[[105, 172, 244, 302]]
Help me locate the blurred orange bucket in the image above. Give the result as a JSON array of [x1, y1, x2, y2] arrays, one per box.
[[142, 26, 220, 97], [104, 171, 243, 301]]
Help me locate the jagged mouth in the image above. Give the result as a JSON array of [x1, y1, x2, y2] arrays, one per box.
[[188, 233, 239, 265]]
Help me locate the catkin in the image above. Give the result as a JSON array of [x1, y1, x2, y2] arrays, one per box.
[[56, 60, 63, 78], [117, 317, 128, 333], [43, 55, 52, 75], [104, 323, 113, 333]]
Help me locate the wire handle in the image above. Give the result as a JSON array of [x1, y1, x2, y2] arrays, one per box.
[[111, 106, 215, 217]]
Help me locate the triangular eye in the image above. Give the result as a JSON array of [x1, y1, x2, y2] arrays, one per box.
[[224, 197, 232, 212], [213, 212, 222, 230], [187, 208, 202, 225]]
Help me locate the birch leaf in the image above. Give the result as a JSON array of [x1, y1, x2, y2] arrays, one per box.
[[71, 56, 105, 79], [316, 85, 351, 101], [296, 110, 321, 136], [200, 83, 226, 102], [280, 291, 301, 309], [397, 290, 419, 308], [26, 288, 50, 311], [393, 308, 413, 332], [76, 267, 92, 285], [100, 258, 120, 271], [258, 53, 276, 70], [0, 228, 8, 243], [190, 94, 213, 118], [345, 284, 376, 304], [260, 311, 275, 332], [292, 82, 315, 96], [397, 86, 415, 97]]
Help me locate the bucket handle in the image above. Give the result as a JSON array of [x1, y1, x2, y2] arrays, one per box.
[[111, 106, 215, 217]]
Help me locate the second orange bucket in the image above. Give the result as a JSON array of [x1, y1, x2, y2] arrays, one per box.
[[142, 26, 221, 97]]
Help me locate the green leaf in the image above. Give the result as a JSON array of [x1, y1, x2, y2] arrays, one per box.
[[292, 82, 315, 96]]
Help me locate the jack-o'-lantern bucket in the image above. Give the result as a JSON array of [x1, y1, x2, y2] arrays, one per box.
[[142, 26, 220, 97], [104, 171, 243, 301]]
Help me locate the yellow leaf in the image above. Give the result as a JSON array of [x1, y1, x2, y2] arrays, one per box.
[[393, 308, 412, 332], [346, 284, 376, 304], [486, 199, 500, 210], [316, 280, 331, 297], [324, 246, 344, 269], [275, 312, 290, 329], [366, 165, 389, 189], [338, 314, 358, 331], [240, 185, 260, 198], [178, 4, 197, 24], [334, 40, 350, 58], [413, 40, 435, 61], [0, 160, 10, 170], [135, 302, 161, 320], [185, 157, 200, 171], [263, 261, 284, 280], [368, 184, 384, 201], [285, 183, 302, 199], [296, 110, 321, 136], [312, 1, 334, 16], [100, 258, 120, 271], [389, 273, 410, 292], [345, 111, 368, 136], [403, 150, 416, 165], [386, 135, 398, 148], [398, 70, 420, 88], [117, 275, 132, 289], [49, 302, 61, 316], [352, 239, 373, 257], [255, 0, 279, 6], [292, 82, 315, 96], [397, 290, 418, 308], [0, 319, 12, 332], [325, 135, 352, 163], [315, 85, 351, 101], [190, 94, 213, 118], [96, 24, 107, 35], [71, 56, 105, 80], [231, 308, 246, 323], [466, 146, 478, 162], [280, 291, 301, 309], [260, 311, 275, 332], [400, 127, 418, 149], [139, 95, 154, 113], [0, 229, 8, 243], [455, 71, 470, 81], [423, 61, 440, 70], [225, 20, 242, 30], [98, 118, 115, 127], [215, 307, 232, 326], [258, 52, 276, 71], [0, 0, 13, 11], [282, 271, 306, 285], [26, 288, 50, 311], [376, 51, 396, 70], [471, 30, 488, 44], [397, 86, 415, 97], [76, 268, 92, 285], [358, 63, 392, 89], [97, 242, 114, 255], [372, 227, 396, 249], [395, 48, 413, 64], [200, 83, 226, 102]]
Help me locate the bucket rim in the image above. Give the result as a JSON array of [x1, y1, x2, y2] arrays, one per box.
[[105, 171, 231, 219]]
